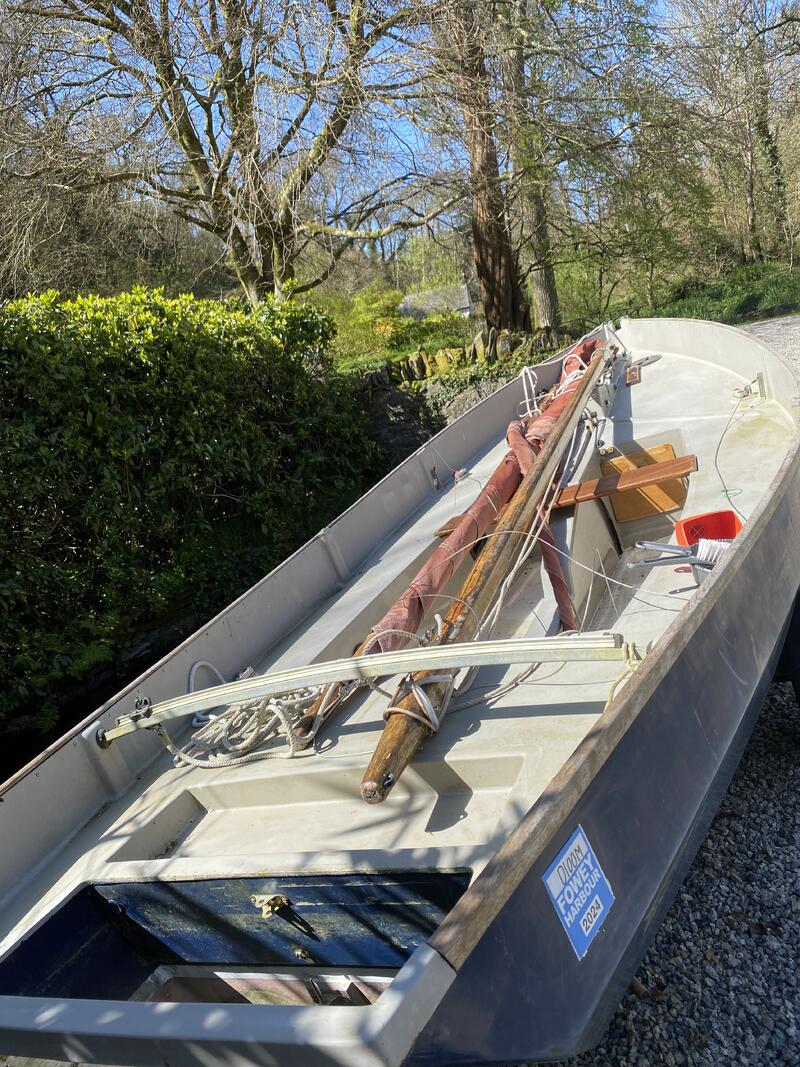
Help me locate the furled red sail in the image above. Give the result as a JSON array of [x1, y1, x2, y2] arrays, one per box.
[[367, 341, 599, 651]]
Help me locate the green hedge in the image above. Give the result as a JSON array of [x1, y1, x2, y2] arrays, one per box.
[[0, 289, 383, 730]]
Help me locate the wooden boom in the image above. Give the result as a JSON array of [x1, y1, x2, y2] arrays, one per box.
[[292, 637, 370, 742], [360, 343, 612, 804]]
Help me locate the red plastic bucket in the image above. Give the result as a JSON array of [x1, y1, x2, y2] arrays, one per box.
[[674, 509, 743, 547]]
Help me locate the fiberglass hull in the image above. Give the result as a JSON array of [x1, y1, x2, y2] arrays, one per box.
[[408, 445, 800, 1062], [0, 317, 798, 1066]]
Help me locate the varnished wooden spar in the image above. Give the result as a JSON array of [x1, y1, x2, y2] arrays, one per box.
[[294, 388, 571, 746], [293, 637, 370, 741], [360, 344, 612, 804]]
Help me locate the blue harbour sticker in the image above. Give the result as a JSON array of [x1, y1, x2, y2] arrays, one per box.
[[543, 825, 615, 960]]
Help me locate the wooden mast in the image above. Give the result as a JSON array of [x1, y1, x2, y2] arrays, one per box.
[[293, 385, 563, 745], [360, 343, 611, 804]]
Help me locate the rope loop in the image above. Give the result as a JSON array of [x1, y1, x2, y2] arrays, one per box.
[[384, 672, 455, 732], [518, 365, 541, 418], [604, 642, 643, 708]]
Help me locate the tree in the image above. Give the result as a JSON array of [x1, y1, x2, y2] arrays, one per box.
[[7, 0, 453, 303], [495, 0, 659, 332], [497, 0, 561, 333], [666, 0, 795, 262], [440, 1, 531, 332]]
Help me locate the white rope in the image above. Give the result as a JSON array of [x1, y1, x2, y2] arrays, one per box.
[[604, 642, 643, 707], [166, 687, 321, 768], [188, 660, 226, 690], [519, 365, 542, 418], [440, 524, 690, 612], [187, 660, 228, 728], [361, 628, 427, 655], [385, 673, 455, 731], [171, 621, 449, 764]]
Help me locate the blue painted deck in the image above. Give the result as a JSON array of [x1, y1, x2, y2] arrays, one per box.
[[0, 872, 469, 1000]]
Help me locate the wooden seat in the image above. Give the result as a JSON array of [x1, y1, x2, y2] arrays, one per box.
[[434, 452, 698, 537]]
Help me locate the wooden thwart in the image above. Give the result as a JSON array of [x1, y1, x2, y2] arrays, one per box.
[[558, 451, 696, 510], [601, 444, 689, 522], [434, 452, 698, 537]]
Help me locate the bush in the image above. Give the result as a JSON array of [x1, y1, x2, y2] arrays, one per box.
[[0, 288, 383, 730], [402, 310, 474, 352], [349, 284, 405, 330]]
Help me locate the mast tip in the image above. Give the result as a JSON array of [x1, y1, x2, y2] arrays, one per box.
[[360, 777, 390, 804]]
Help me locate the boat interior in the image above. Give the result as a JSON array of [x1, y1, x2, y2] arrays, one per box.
[[1, 317, 797, 1016]]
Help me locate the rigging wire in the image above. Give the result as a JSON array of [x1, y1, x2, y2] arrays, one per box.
[[713, 393, 751, 521]]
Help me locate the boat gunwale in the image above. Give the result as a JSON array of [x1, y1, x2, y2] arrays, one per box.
[[428, 316, 800, 970]]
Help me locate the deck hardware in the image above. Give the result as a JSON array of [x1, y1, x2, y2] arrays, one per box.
[[130, 696, 152, 721], [733, 373, 766, 400], [98, 695, 153, 743], [293, 945, 314, 962], [632, 353, 661, 369], [431, 466, 441, 490], [251, 893, 291, 918]]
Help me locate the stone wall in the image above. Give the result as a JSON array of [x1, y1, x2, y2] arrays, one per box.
[[354, 324, 573, 467], [360, 325, 559, 389]]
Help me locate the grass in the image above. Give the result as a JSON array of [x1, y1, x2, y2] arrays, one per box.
[[647, 263, 800, 325]]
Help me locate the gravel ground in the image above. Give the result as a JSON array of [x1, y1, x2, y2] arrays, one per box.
[[550, 315, 800, 1067], [554, 681, 800, 1067], [3, 317, 800, 1067]]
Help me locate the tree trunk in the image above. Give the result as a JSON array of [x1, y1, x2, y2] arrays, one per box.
[[754, 114, 788, 252], [744, 134, 763, 263], [527, 186, 561, 333], [454, 16, 530, 333], [469, 166, 531, 333], [750, 34, 788, 256], [498, 1, 560, 334], [647, 260, 655, 308], [224, 219, 274, 304], [272, 238, 296, 301]]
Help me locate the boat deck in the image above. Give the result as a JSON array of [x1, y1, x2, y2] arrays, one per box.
[[1, 339, 794, 961]]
